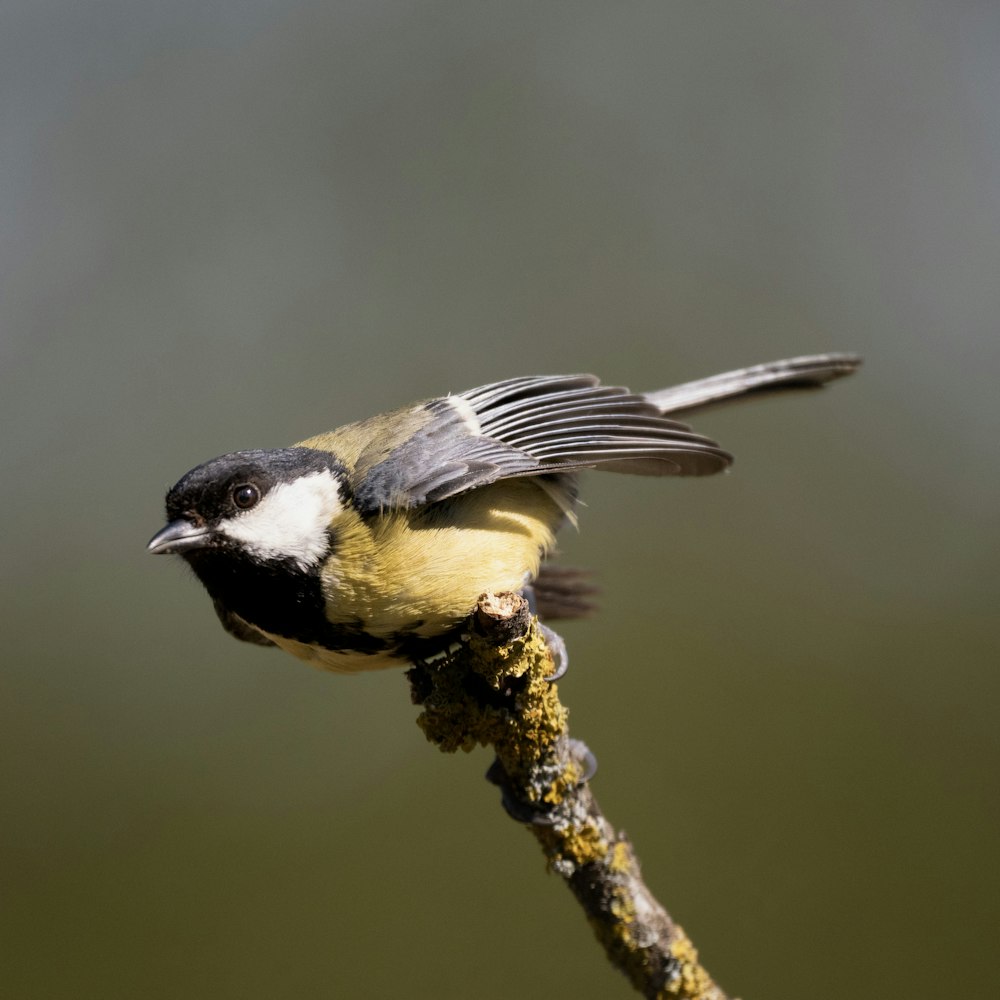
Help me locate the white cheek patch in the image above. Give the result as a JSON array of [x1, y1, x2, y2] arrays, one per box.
[[219, 470, 343, 571]]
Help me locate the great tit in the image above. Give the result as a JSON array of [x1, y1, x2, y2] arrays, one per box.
[[149, 354, 859, 672]]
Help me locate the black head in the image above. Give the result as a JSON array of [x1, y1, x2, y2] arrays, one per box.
[[148, 447, 349, 571]]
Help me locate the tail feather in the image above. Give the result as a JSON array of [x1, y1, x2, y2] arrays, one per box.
[[528, 565, 600, 621], [644, 353, 861, 417]]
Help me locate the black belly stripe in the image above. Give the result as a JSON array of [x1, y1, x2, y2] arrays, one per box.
[[184, 549, 392, 655]]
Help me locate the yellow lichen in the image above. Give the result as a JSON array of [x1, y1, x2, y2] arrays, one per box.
[[656, 929, 716, 999], [537, 819, 609, 870], [609, 892, 636, 925], [609, 839, 632, 874]]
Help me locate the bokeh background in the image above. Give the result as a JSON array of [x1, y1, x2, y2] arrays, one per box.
[[3, 3, 998, 998]]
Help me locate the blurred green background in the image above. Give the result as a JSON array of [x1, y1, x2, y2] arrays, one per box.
[[2, 2, 998, 998]]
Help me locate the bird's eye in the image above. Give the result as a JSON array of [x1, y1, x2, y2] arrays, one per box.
[[232, 484, 260, 510]]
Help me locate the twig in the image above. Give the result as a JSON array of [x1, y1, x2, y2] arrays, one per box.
[[406, 593, 733, 1000]]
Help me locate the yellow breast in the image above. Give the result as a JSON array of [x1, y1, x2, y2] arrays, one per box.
[[316, 477, 565, 661]]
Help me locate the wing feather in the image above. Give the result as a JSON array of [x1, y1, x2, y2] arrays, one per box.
[[350, 357, 859, 513], [352, 375, 730, 513]]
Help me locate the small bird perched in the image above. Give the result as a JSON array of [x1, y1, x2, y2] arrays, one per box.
[[149, 354, 860, 673]]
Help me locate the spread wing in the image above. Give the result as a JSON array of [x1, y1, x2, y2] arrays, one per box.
[[351, 374, 731, 514]]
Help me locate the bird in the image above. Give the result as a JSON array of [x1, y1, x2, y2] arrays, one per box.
[[148, 353, 860, 673]]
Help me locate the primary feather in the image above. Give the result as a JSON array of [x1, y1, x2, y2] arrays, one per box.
[[344, 375, 734, 514]]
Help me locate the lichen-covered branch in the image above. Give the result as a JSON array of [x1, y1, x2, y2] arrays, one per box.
[[406, 593, 733, 1000]]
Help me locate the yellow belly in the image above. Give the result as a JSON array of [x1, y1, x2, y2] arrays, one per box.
[[301, 478, 565, 672]]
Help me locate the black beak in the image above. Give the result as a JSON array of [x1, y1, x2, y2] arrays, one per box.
[[147, 519, 213, 555]]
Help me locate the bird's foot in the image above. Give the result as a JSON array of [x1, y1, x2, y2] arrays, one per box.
[[537, 622, 569, 681]]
